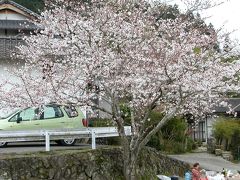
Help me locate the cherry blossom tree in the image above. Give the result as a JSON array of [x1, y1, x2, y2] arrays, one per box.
[[1, 0, 240, 179]]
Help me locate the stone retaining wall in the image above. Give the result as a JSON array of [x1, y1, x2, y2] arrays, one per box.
[[0, 147, 190, 180]]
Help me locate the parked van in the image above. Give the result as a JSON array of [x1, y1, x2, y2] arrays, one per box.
[[0, 104, 88, 147]]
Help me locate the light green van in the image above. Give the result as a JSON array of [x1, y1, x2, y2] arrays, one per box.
[[0, 104, 88, 147]]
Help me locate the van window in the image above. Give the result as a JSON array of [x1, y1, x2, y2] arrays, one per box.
[[43, 106, 63, 119], [64, 106, 78, 118], [9, 108, 35, 122]]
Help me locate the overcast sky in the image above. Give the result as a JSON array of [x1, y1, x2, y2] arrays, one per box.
[[169, 0, 240, 41]]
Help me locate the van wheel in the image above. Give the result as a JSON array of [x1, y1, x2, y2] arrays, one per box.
[[55, 140, 62, 145], [58, 139, 76, 146], [0, 142, 7, 148]]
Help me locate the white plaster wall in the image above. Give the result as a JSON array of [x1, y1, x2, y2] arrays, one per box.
[[0, 59, 23, 117], [206, 116, 217, 138], [0, 13, 27, 20]]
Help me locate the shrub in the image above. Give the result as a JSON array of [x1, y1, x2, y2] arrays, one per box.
[[89, 110, 195, 153], [146, 111, 194, 153], [161, 116, 187, 142], [89, 118, 121, 145], [89, 118, 113, 127], [147, 131, 162, 151], [213, 118, 240, 151], [186, 137, 197, 151], [229, 129, 240, 160], [196, 140, 203, 147], [161, 141, 186, 154]]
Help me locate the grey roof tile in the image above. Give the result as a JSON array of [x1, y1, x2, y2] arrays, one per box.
[[214, 98, 240, 113]]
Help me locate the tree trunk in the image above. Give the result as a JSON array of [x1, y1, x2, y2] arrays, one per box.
[[120, 135, 139, 180], [122, 109, 178, 179], [123, 148, 138, 180]]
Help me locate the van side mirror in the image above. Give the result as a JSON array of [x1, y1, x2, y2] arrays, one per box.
[[16, 117, 22, 123]]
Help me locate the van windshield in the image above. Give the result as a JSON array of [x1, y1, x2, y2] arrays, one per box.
[[0, 109, 19, 119]]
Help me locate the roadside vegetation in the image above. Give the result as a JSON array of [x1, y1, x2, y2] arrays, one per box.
[[89, 111, 197, 154], [213, 118, 240, 160]]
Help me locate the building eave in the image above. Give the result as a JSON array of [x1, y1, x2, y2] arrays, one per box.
[[0, 0, 41, 19]]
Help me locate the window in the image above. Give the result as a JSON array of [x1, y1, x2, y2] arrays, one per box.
[[43, 106, 63, 119], [64, 106, 78, 118], [9, 108, 36, 122]]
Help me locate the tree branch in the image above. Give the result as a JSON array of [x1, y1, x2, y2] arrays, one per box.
[[139, 106, 179, 149]]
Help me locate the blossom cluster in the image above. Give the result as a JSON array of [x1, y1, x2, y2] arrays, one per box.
[[0, 0, 239, 125]]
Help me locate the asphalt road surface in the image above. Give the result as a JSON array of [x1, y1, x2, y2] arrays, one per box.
[[0, 141, 91, 154], [170, 153, 240, 172]]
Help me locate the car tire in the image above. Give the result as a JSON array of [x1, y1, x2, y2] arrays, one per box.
[[0, 142, 8, 148], [55, 140, 62, 145], [58, 139, 76, 146]]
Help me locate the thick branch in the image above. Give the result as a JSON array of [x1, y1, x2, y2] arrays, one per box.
[[139, 106, 178, 148]]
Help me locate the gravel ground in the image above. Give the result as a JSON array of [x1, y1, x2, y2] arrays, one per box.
[[169, 152, 240, 172]]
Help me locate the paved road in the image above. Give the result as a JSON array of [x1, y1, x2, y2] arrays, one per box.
[[0, 141, 91, 154], [169, 153, 240, 172]]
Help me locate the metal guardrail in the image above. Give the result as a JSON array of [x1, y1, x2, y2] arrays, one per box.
[[0, 126, 131, 151]]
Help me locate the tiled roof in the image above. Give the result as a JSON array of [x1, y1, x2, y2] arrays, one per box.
[[0, 20, 38, 30], [0, 0, 40, 18], [214, 98, 240, 113]]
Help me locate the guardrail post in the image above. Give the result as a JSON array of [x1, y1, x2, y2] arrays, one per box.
[[91, 130, 96, 149], [45, 132, 50, 152]]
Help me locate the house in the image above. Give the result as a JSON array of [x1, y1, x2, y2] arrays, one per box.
[[0, 0, 39, 59], [0, 0, 40, 117], [191, 98, 240, 143], [0, 0, 39, 90]]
